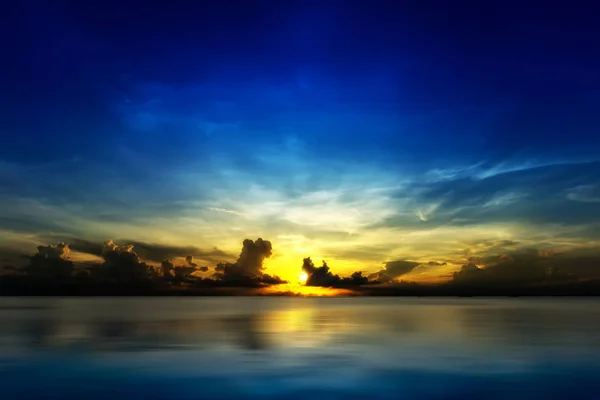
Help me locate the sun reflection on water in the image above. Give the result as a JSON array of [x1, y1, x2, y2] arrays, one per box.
[[257, 283, 355, 296]]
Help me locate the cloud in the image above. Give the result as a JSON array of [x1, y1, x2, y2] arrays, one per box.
[[64, 238, 214, 281], [301, 257, 369, 287], [344, 271, 370, 286], [384, 260, 421, 276], [452, 263, 484, 283], [257, 273, 287, 285], [213, 238, 286, 286], [69, 238, 234, 264], [449, 247, 600, 287], [367, 260, 421, 283], [567, 185, 600, 203], [1, 236, 287, 290], [209, 207, 246, 216], [185, 255, 196, 267], [160, 259, 174, 278], [302, 258, 340, 287], [26, 242, 74, 279], [237, 238, 273, 275], [159, 254, 204, 281], [378, 160, 600, 232], [427, 261, 447, 266], [101, 240, 154, 282], [67, 238, 104, 257], [0, 243, 34, 271], [170, 255, 199, 280]]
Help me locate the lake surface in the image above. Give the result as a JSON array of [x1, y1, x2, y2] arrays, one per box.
[[1, 297, 599, 399]]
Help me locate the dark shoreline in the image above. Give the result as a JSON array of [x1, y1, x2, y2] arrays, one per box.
[[2, 276, 600, 297]]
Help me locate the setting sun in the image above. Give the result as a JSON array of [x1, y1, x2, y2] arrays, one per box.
[[299, 272, 308, 284]]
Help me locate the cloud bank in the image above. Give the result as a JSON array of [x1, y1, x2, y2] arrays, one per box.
[[1, 237, 286, 293]]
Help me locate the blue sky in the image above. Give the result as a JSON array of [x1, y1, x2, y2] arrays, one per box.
[[1, 1, 600, 282]]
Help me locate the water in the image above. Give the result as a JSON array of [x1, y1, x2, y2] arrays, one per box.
[[1, 297, 599, 399]]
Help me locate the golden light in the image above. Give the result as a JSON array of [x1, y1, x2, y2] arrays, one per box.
[[299, 271, 308, 284]]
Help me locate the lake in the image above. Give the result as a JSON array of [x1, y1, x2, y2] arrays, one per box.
[[1, 297, 599, 399]]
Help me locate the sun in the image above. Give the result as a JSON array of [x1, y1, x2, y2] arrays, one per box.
[[299, 271, 308, 284]]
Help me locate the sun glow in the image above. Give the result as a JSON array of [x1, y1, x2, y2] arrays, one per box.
[[299, 271, 308, 284], [257, 283, 353, 296]]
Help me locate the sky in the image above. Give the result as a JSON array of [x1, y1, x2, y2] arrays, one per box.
[[1, 1, 600, 285]]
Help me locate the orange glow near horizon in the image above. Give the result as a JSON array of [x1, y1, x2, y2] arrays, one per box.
[[258, 283, 355, 296]]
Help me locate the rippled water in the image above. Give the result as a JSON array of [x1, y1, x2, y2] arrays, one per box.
[[1, 297, 599, 399]]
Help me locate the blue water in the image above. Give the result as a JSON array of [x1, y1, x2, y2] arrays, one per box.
[[1, 297, 599, 399]]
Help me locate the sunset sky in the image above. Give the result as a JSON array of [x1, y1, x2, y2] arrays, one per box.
[[1, 1, 600, 285]]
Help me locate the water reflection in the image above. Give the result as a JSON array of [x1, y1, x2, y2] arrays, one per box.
[[224, 314, 268, 351], [1, 298, 600, 399]]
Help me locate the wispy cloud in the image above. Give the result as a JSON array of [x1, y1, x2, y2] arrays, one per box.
[[567, 185, 600, 204], [208, 207, 246, 216]]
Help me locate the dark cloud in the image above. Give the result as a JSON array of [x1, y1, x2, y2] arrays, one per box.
[[449, 247, 600, 287], [160, 259, 174, 278], [101, 240, 154, 282], [467, 256, 481, 265], [384, 260, 421, 276], [301, 257, 369, 288], [67, 238, 104, 257], [368, 260, 422, 283], [173, 255, 199, 280], [237, 238, 272, 275], [367, 271, 385, 282], [427, 261, 447, 266], [5, 235, 600, 295], [68, 238, 234, 264], [1, 265, 19, 273], [3, 237, 286, 290], [554, 247, 600, 278], [185, 255, 196, 266], [64, 237, 285, 287], [26, 242, 74, 279], [344, 271, 370, 286], [130, 241, 233, 264], [213, 262, 286, 286], [302, 258, 340, 287], [0, 216, 70, 237], [459, 239, 523, 262], [259, 273, 287, 285], [161, 255, 203, 281], [0, 247, 29, 271], [493, 240, 519, 247], [213, 238, 286, 287], [452, 263, 484, 283], [174, 265, 197, 280]]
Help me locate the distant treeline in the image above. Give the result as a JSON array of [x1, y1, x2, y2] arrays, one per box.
[[2, 274, 600, 296]]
